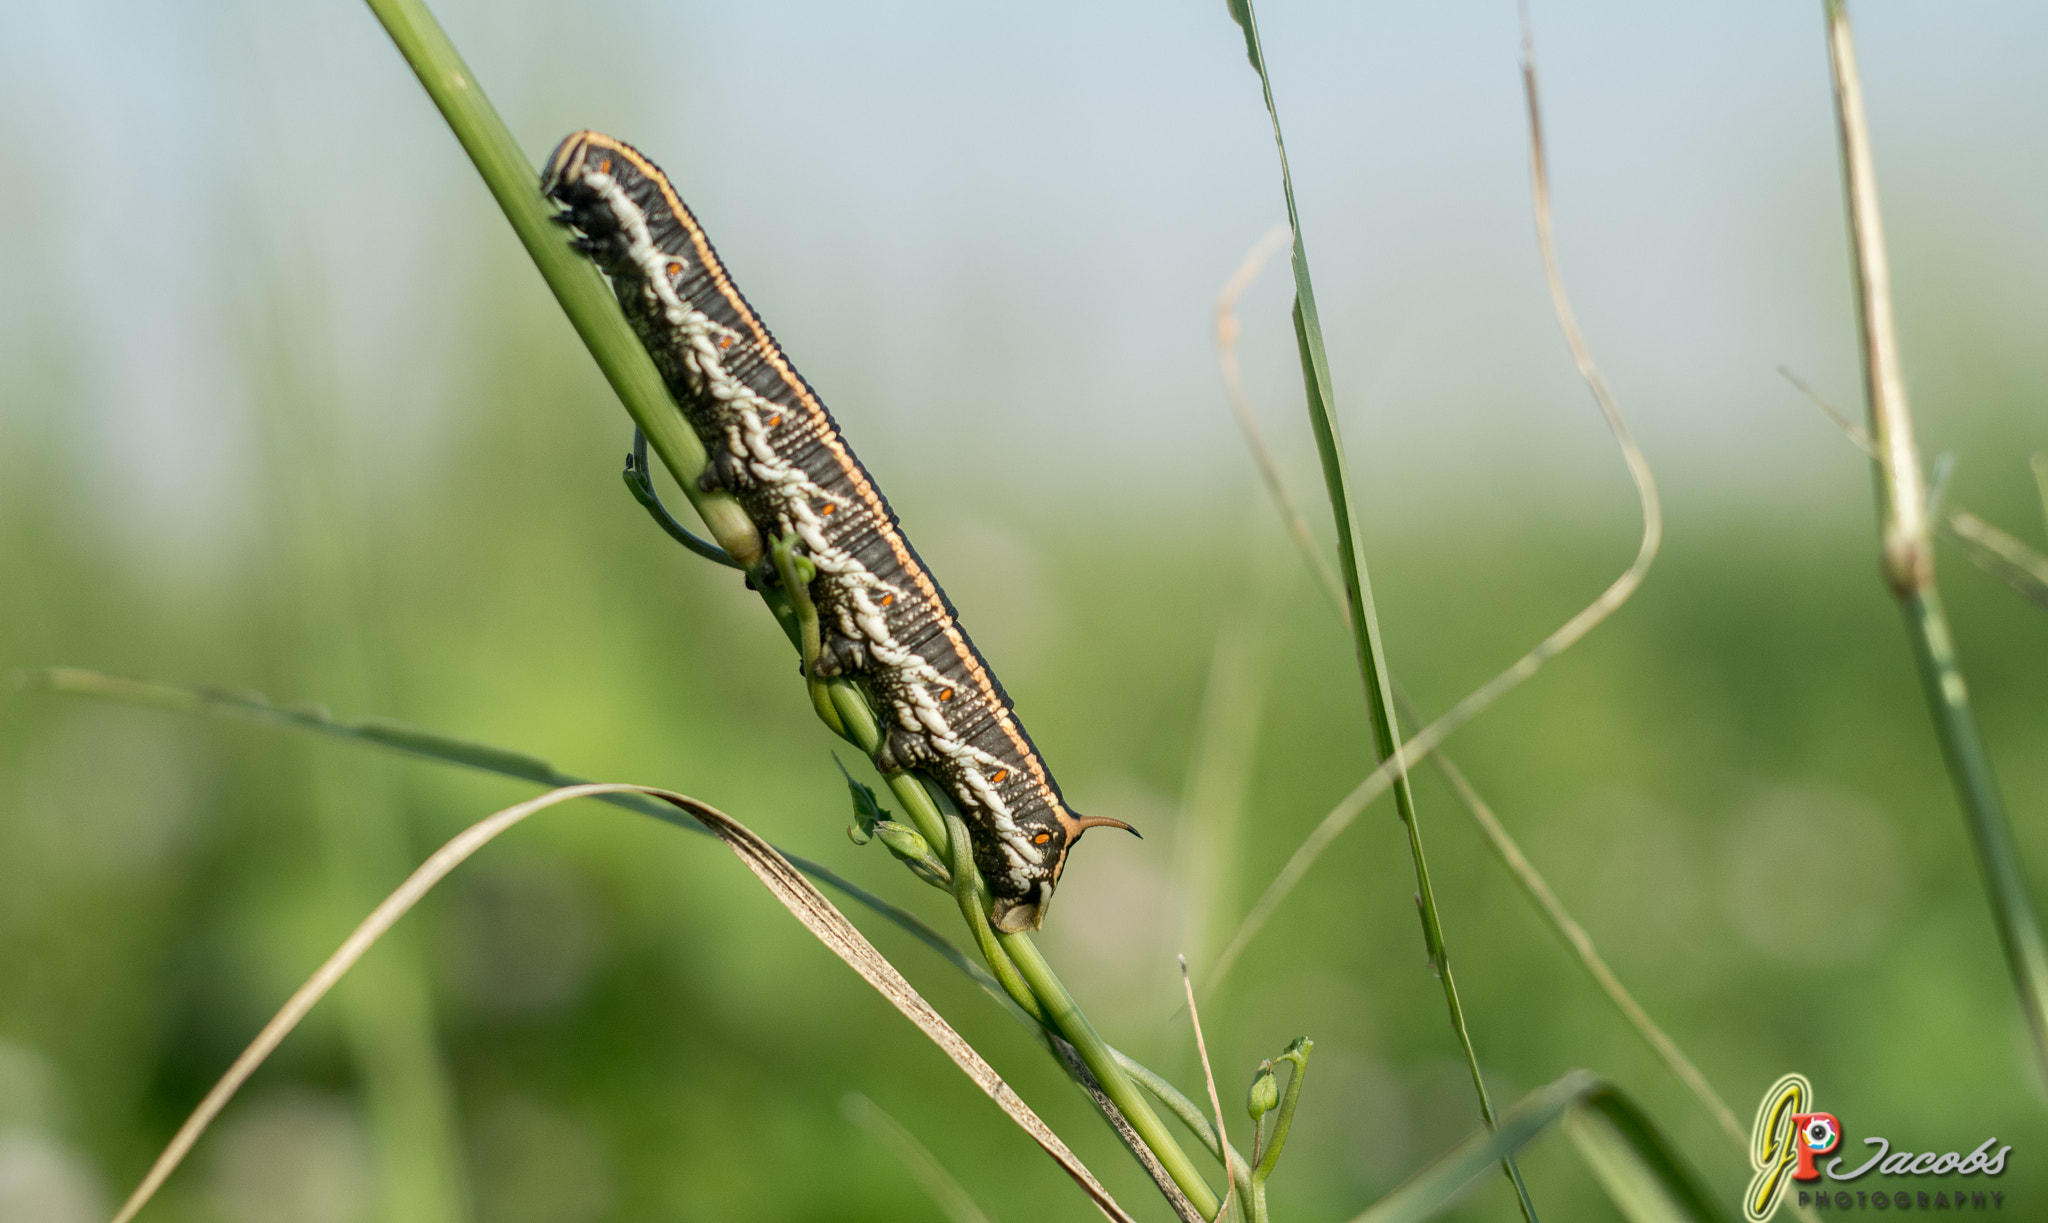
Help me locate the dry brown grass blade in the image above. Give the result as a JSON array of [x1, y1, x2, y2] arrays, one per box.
[[1783, 368, 2048, 615], [1202, 21, 1663, 998], [1944, 512, 2048, 613], [108, 783, 1135, 1223], [1215, 221, 1345, 610], [1779, 365, 1876, 456], [1178, 955, 1237, 1221], [1425, 754, 1747, 1150], [1824, 0, 1931, 597]]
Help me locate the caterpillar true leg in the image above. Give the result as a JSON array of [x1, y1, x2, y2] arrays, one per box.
[[622, 429, 741, 568]]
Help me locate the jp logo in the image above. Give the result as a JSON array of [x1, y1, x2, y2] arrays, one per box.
[[1746, 1073, 1838, 1221], [1742, 1072, 2009, 1216]]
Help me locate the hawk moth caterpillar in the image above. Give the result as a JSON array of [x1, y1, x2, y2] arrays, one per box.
[[542, 131, 1132, 932]]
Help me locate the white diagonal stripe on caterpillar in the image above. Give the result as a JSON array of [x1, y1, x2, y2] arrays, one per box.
[[544, 131, 1136, 931]]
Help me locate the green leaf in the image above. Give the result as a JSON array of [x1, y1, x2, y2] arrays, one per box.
[[837, 753, 892, 843], [18, 667, 1036, 1029], [1347, 1073, 1730, 1223], [1223, 0, 1262, 73], [1221, 1, 1531, 1217], [1564, 1090, 1731, 1223]]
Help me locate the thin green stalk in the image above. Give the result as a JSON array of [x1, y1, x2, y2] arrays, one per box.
[[366, 1, 1225, 1210], [1248, 1041, 1309, 1221], [361, 0, 758, 566], [857, 743, 1220, 1213], [946, 811, 1049, 1027], [1001, 932, 1221, 1220], [846, 702, 1216, 1211], [1223, 2, 1534, 1215], [1823, 0, 2048, 1074], [1902, 589, 2048, 1056]]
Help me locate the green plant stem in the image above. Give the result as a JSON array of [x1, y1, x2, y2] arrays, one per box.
[[1902, 589, 2048, 1055], [361, 0, 759, 566], [366, 1, 1221, 1210], [945, 811, 1049, 1027], [1823, 0, 2048, 1076], [1224, 1, 1532, 1216], [820, 579, 1216, 1212], [871, 775, 1224, 1217], [1112, 1052, 1251, 1179], [1001, 931, 1221, 1219]]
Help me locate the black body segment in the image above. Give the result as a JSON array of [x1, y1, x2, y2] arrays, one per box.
[[541, 131, 1127, 931]]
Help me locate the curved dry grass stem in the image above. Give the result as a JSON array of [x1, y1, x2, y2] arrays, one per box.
[[108, 786, 598, 1223], [110, 783, 1135, 1223], [1179, 955, 1241, 1220], [1823, 0, 2048, 1072], [1426, 754, 1746, 1150], [1201, 25, 1663, 999], [1216, 222, 1346, 611], [1783, 369, 2048, 615], [1823, 0, 1929, 597], [1779, 366, 1876, 456]]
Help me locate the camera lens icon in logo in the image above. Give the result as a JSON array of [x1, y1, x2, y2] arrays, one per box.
[[1802, 1116, 1839, 1154]]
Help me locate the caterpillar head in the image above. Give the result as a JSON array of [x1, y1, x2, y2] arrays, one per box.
[[988, 809, 1138, 933], [541, 131, 640, 267]]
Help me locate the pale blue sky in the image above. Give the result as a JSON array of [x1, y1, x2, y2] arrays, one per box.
[[4, 1, 2045, 560]]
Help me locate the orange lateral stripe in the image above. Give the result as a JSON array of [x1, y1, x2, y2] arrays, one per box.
[[584, 133, 1052, 794]]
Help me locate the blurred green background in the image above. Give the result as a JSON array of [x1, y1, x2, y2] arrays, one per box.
[[3, 1, 2047, 1221]]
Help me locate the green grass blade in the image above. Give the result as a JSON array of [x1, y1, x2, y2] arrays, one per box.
[[1563, 1089, 1736, 1223], [28, 670, 1222, 1215], [1222, 2, 1532, 1216], [360, 3, 1214, 1211], [16, 668, 1040, 1030], [1346, 1073, 1730, 1223]]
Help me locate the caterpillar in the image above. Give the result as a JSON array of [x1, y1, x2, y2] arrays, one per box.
[[542, 131, 1131, 932]]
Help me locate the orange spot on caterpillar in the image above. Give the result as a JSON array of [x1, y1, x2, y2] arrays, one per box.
[[666, 261, 683, 277], [819, 503, 835, 516], [768, 414, 782, 427], [939, 688, 954, 701], [990, 769, 1008, 784], [879, 594, 894, 606], [599, 157, 612, 173], [1033, 832, 1052, 845]]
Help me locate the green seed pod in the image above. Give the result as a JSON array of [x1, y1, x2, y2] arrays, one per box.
[[874, 821, 932, 861], [1248, 1067, 1279, 1121], [874, 821, 951, 889]]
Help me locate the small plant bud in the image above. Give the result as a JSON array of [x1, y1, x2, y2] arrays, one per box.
[[1248, 1067, 1279, 1121], [874, 821, 952, 889], [874, 821, 932, 862]]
